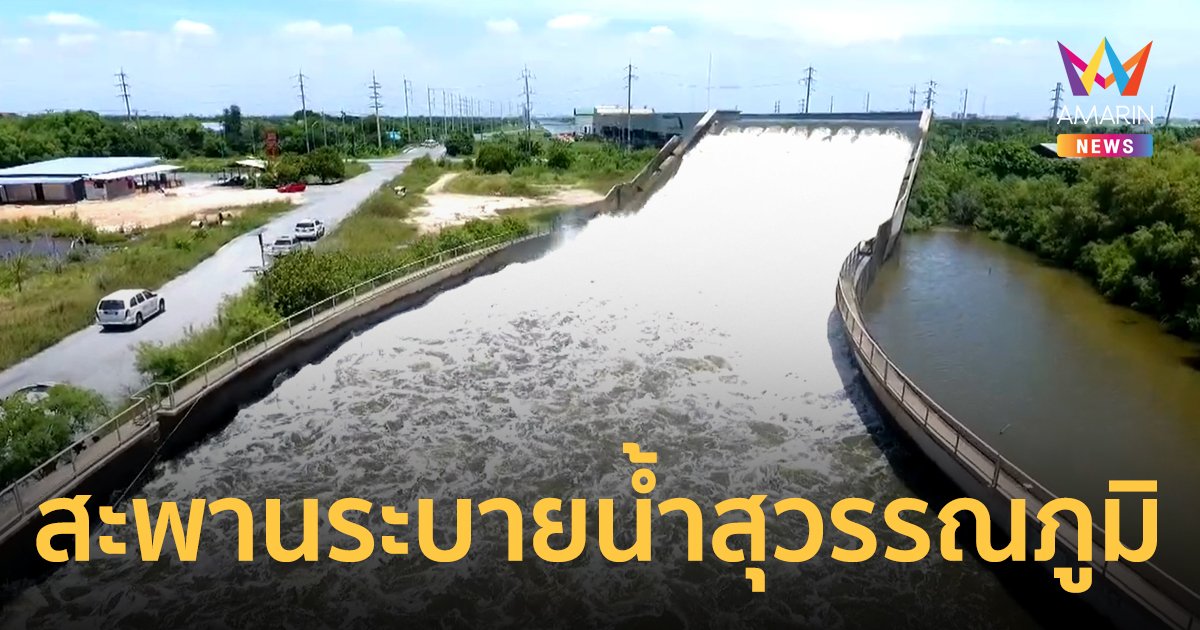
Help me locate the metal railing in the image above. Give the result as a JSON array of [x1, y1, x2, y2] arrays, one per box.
[[0, 226, 551, 535], [836, 241, 1200, 630]]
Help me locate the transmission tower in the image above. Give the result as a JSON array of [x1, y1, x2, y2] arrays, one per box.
[[865, 92, 871, 112], [295, 70, 311, 152], [923, 80, 937, 110], [774, 100, 781, 114], [801, 66, 816, 114], [624, 62, 639, 149], [520, 65, 535, 137], [909, 85, 918, 112], [1050, 82, 1063, 126], [115, 68, 134, 124], [369, 72, 383, 149]]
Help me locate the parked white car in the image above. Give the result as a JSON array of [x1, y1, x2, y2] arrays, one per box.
[[96, 289, 165, 330], [294, 219, 325, 241], [267, 234, 301, 257]]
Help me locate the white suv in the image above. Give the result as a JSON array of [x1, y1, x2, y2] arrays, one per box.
[[96, 289, 165, 330], [294, 219, 325, 241]]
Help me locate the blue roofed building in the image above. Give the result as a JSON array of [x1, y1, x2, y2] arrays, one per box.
[[0, 156, 181, 204]]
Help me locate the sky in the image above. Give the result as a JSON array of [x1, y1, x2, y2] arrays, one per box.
[[0, 0, 1196, 119]]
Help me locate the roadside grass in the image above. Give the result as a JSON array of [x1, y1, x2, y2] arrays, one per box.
[[342, 160, 370, 181], [0, 200, 293, 370], [320, 156, 446, 252], [443, 173, 546, 198]]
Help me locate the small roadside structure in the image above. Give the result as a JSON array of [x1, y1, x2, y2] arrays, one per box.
[[0, 156, 182, 204]]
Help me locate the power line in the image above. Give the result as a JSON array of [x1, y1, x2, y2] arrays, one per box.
[[295, 69, 311, 152], [624, 62, 638, 149], [369, 71, 383, 150], [801, 66, 816, 114], [706, 53, 713, 110]]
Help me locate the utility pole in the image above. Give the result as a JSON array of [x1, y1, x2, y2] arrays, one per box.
[[829, 96, 833, 113], [865, 92, 871, 112], [624, 62, 638, 149], [801, 66, 815, 114], [923, 79, 937, 110], [774, 100, 781, 114], [521, 65, 535, 137], [403, 78, 412, 144], [322, 112, 329, 146], [441, 90, 448, 137], [1165, 84, 1176, 126], [295, 69, 311, 152], [426, 87, 434, 141], [1050, 82, 1063, 127], [369, 71, 383, 150], [115, 68, 134, 124]]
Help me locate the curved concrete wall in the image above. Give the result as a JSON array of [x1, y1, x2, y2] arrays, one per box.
[[834, 113, 1200, 630]]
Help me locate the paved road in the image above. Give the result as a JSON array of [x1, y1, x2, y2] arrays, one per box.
[[0, 148, 442, 399]]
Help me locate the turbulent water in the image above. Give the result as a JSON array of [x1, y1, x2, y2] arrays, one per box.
[[4, 128, 1068, 629]]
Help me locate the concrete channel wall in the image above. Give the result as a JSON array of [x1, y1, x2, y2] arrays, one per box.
[[0, 114, 717, 576], [833, 111, 1200, 630]]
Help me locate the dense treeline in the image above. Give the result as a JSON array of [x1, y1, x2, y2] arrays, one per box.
[[909, 120, 1200, 339], [0, 107, 519, 168]]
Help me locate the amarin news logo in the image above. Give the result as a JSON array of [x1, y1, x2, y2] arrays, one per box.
[[1057, 38, 1152, 97], [1054, 38, 1155, 157]]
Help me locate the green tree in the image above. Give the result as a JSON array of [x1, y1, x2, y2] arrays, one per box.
[[0, 385, 109, 486], [476, 142, 520, 173], [222, 104, 244, 152], [302, 147, 347, 183], [445, 130, 475, 157], [546, 144, 573, 170]]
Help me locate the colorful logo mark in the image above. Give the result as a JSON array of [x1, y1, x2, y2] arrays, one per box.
[[1056, 134, 1153, 158], [1057, 38, 1152, 97]]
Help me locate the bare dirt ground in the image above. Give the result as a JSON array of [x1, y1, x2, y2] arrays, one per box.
[[413, 173, 604, 233], [0, 183, 294, 231]]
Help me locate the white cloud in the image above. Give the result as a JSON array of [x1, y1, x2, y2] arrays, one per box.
[[486, 18, 520, 34], [281, 20, 354, 39], [648, 25, 675, 36], [990, 37, 1013, 45], [547, 14, 604, 30], [118, 30, 152, 40], [173, 20, 215, 37], [34, 12, 98, 28], [56, 33, 97, 46], [1, 37, 34, 52]]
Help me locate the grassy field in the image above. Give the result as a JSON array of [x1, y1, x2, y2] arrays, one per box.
[[0, 200, 293, 370], [342, 160, 370, 181], [460, 136, 658, 196]]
